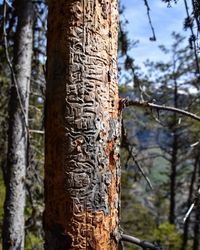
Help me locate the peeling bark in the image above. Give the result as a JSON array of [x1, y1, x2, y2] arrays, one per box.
[[44, 0, 120, 249], [2, 0, 33, 249]]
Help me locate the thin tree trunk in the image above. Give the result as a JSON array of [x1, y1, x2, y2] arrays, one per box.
[[181, 157, 198, 250], [44, 0, 120, 249], [193, 161, 200, 250], [193, 209, 200, 250], [3, 0, 33, 249], [169, 132, 178, 224], [169, 78, 178, 225]]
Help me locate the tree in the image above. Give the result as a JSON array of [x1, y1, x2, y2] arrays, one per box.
[[2, 0, 34, 249], [118, 30, 200, 249], [44, 1, 120, 249], [143, 33, 198, 225]]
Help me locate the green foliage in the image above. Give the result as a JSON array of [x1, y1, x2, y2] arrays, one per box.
[[153, 223, 182, 250], [121, 170, 157, 250], [120, 31, 200, 250], [25, 231, 43, 250]]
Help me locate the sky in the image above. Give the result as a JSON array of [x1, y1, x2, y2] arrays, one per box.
[[120, 0, 190, 68], [1, 0, 190, 67]]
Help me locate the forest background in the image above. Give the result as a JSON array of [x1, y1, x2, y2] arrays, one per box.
[[0, 0, 200, 249]]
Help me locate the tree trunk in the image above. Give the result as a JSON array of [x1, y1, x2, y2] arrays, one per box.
[[3, 0, 33, 249], [193, 160, 200, 250], [169, 79, 178, 225], [169, 132, 178, 224], [44, 0, 120, 250], [193, 208, 200, 250], [181, 157, 198, 250]]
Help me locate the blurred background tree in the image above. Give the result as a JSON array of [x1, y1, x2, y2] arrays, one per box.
[[0, 0, 199, 249]]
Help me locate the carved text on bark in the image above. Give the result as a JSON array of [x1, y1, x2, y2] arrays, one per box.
[[45, 1, 120, 249]]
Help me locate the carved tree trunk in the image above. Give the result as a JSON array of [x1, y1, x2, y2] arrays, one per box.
[[3, 0, 33, 249], [44, 0, 120, 249]]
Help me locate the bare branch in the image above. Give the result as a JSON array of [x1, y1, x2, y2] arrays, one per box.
[[121, 234, 161, 250], [123, 99, 200, 122], [29, 129, 44, 135], [131, 150, 153, 190], [143, 0, 156, 41], [183, 203, 195, 222], [184, 187, 200, 222]]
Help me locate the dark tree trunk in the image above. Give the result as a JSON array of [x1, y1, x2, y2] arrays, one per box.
[[181, 157, 198, 250], [3, 0, 33, 249], [169, 132, 178, 224], [193, 209, 200, 250], [193, 161, 200, 250], [44, 0, 120, 249], [169, 79, 178, 225]]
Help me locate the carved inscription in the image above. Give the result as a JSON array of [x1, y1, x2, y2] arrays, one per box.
[[45, 0, 120, 249]]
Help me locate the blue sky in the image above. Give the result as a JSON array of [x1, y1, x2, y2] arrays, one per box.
[[120, 0, 190, 67], [1, 0, 189, 67]]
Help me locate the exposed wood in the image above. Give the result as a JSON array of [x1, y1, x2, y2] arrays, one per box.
[[44, 0, 120, 249]]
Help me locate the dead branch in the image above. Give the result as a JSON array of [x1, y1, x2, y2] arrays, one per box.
[[123, 99, 200, 122], [121, 234, 161, 250], [131, 150, 153, 190], [184, 187, 200, 222], [29, 129, 44, 135]]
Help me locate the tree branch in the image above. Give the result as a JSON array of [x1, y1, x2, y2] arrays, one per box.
[[29, 129, 44, 135], [184, 187, 200, 222], [143, 0, 156, 41], [123, 99, 200, 122], [131, 150, 153, 190], [121, 234, 161, 250]]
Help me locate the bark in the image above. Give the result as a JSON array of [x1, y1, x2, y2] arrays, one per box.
[[44, 0, 120, 250], [169, 78, 178, 225], [181, 157, 198, 250], [169, 132, 178, 224], [2, 0, 33, 249], [193, 161, 200, 250], [193, 209, 200, 250]]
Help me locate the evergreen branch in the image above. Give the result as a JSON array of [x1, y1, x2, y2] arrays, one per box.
[[121, 234, 161, 250], [191, 0, 200, 32], [183, 0, 200, 77], [123, 99, 200, 122]]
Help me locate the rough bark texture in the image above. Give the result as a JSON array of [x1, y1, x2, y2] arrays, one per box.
[[3, 0, 33, 249], [181, 157, 198, 250], [169, 132, 178, 224], [44, 0, 120, 249], [169, 78, 178, 225], [193, 161, 200, 250]]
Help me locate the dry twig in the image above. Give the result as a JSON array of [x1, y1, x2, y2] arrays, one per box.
[[123, 99, 200, 122]]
